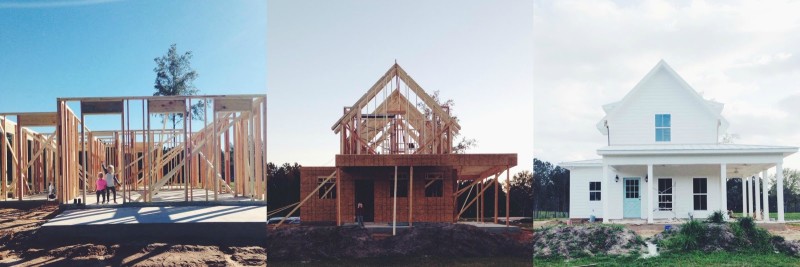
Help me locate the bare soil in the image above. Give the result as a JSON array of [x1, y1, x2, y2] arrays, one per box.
[[266, 223, 532, 262], [0, 203, 266, 266]]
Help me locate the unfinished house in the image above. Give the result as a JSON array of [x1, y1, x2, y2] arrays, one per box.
[[294, 64, 517, 226], [2, 94, 267, 205]]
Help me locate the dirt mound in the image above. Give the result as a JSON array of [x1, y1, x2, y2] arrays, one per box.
[[773, 237, 800, 257], [266, 223, 530, 261], [266, 225, 384, 260], [48, 244, 114, 259], [385, 223, 530, 257], [653, 220, 800, 257], [532, 225, 646, 258], [650, 223, 742, 252], [0, 204, 61, 250]]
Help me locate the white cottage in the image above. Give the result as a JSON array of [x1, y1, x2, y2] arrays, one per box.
[[561, 60, 798, 223]]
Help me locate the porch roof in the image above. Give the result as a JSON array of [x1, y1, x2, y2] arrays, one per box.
[[559, 158, 603, 169], [597, 144, 798, 157]]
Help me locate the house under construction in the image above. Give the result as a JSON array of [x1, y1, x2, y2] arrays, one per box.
[[292, 64, 517, 226], [0, 94, 267, 205]]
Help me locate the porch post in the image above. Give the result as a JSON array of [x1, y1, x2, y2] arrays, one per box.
[[602, 163, 610, 224], [755, 174, 761, 220], [762, 170, 769, 221], [720, 164, 727, 219], [777, 162, 785, 222], [747, 176, 753, 217], [741, 177, 747, 217], [392, 165, 398, 235], [647, 164, 653, 223]]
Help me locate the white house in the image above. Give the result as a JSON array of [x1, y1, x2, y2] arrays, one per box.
[[560, 60, 798, 223]]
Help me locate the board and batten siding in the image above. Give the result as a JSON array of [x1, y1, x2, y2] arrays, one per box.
[[568, 166, 603, 219], [607, 69, 719, 145]]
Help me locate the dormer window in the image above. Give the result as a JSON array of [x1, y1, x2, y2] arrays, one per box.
[[655, 114, 671, 142]]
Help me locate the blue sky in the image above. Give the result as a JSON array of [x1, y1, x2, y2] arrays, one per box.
[[0, 0, 533, 173], [267, 0, 534, 173], [0, 0, 266, 130]]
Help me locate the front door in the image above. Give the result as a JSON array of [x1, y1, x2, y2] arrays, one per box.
[[354, 180, 374, 222], [623, 178, 641, 218]]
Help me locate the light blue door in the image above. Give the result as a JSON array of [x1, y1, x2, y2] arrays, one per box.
[[623, 178, 641, 218]]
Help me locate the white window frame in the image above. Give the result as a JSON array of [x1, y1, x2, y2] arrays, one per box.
[[589, 181, 601, 201], [655, 114, 671, 142]]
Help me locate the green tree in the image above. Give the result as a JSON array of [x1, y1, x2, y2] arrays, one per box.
[[508, 170, 533, 216], [768, 168, 800, 213], [153, 44, 205, 128], [417, 90, 477, 153]]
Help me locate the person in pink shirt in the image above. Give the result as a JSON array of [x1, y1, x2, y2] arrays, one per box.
[[96, 172, 107, 204]]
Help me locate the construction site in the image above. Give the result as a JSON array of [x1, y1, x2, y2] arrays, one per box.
[[0, 94, 269, 266], [0, 66, 531, 266], [265, 64, 532, 264]]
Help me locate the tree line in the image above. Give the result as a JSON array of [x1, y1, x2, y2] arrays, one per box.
[[532, 157, 800, 217]]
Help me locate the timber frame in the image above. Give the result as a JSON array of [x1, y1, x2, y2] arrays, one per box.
[[0, 112, 60, 201], [2, 94, 267, 207], [286, 63, 517, 230]]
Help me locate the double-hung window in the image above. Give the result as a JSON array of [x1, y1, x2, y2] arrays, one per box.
[[589, 182, 601, 201], [693, 178, 708, 210], [658, 178, 673, 211], [655, 114, 671, 142]]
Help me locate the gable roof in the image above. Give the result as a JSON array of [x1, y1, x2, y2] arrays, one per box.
[[595, 60, 730, 135], [331, 63, 461, 134]]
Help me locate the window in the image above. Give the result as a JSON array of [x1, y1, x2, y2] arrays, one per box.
[[658, 178, 673, 211], [425, 173, 443, 197], [390, 179, 409, 197], [625, 179, 640, 198], [693, 178, 707, 210], [655, 114, 671, 142], [317, 177, 336, 199], [589, 182, 601, 201]]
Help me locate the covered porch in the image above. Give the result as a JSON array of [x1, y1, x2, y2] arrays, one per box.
[[599, 144, 797, 224]]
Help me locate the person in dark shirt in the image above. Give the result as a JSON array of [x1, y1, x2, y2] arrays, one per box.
[[356, 203, 364, 227]]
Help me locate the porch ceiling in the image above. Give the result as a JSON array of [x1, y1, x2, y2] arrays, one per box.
[[609, 163, 776, 178]]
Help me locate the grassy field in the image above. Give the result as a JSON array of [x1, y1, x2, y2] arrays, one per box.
[[534, 251, 800, 266], [270, 256, 532, 267], [734, 212, 800, 221]]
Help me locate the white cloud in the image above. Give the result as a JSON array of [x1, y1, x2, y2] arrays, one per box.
[[0, 0, 121, 9]]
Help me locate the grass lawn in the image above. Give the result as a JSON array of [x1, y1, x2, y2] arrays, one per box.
[[270, 256, 532, 267], [734, 212, 800, 221], [534, 251, 800, 266]]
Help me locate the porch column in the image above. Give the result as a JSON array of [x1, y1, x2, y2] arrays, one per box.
[[762, 170, 769, 221], [755, 174, 761, 220], [602, 163, 610, 224], [741, 177, 747, 217], [747, 176, 753, 217], [720, 164, 727, 219], [777, 162, 785, 222], [647, 164, 653, 223]]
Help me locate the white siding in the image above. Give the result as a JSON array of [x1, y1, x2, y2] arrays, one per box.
[[568, 166, 603, 219], [607, 69, 719, 145], [602, 164, 722, 220], [650, 165, 722, 219]]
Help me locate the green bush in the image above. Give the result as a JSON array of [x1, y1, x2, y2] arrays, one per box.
[[707, 210, 725, 223], [661, 220, 707, 252], [735, 217, 773, 253]]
